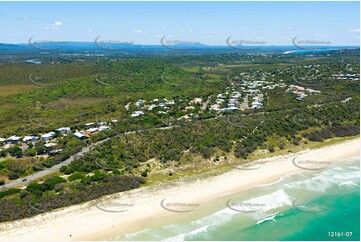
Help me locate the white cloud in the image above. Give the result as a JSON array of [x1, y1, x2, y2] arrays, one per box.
[[131, 30, 142, 33], [350, 28, 360, 32], [54, 21, 63, 26], [43, 21, 63, 30]]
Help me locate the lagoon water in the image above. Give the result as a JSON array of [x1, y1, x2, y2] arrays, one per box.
[[112, 157, 360, 241]]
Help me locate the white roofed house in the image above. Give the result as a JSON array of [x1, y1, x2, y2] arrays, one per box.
[[99, 125, 111, 131], [251, 100, 263, 109], [74, 132, 87, 139], [6, 135, 21, 144], [148, 104, 157, 111], [189, 98, 203, 105], [41, 132, 56, 142], [44, 143, 57, 148], [86, 127, 99, 134], [135, 99, 145, 107], [131, 111, 144, 117], [23, 136, 39, 143], [55, 127, 71, 134]]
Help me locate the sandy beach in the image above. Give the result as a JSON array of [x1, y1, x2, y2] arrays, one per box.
[[0, 138, 359, 241]]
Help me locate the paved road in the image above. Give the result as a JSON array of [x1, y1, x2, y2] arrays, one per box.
[[201, 96, 212, 111], [0, 125, 177, 190]]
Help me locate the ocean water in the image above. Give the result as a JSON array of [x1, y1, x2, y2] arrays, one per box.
[[112, 157, 360, 241]]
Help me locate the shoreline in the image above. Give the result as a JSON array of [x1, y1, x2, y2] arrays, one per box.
[[0, 138, 359, 241]]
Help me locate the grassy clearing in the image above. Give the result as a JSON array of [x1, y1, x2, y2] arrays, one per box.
[[0, 85, 42, 97]]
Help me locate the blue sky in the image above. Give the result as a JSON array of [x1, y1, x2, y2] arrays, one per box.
[[0, 1, 359, 45]]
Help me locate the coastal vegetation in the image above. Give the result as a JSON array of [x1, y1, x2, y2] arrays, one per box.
[[0, 49, 359, 222]]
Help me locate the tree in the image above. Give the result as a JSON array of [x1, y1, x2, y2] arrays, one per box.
[[25, 149, 37, 157], [68, 172, 85, 182], [8, 146, 23, 158]]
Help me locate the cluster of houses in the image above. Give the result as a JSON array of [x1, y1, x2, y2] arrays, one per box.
[[287, 85, 321, 101], [0, 121, 113, 155], [209, 90, 242, 112], [131, 98, 177, 118]]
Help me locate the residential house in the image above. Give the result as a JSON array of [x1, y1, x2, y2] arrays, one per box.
[[56, 127, 71, 134], [190, 98, 203, 105], [99, 125, 111, 131], [49, 149, 62, 156], [23, 136, 39, 143], [6, 135, 21, 144], [42, 132, 56, 142], [74, 132, 87, 139], [131, 111, 144, 117]]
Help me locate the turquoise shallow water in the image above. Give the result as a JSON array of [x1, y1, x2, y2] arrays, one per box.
[[113, 156, 360, 241]]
